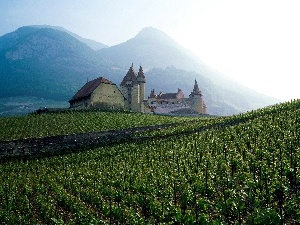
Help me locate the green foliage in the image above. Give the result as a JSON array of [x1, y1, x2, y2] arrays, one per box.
[[0, 99, 300, 224]]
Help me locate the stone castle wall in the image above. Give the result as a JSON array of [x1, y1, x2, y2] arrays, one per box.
[[190, 95, 204, 114], [120, 84, 141, 112], [139, 82, 146, 103], [130, 84, 140, 112], [69, 98, 90, 109], [91, 83, 125, 110]]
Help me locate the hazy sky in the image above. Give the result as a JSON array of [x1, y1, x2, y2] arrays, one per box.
[[1, 0, 299, 101]]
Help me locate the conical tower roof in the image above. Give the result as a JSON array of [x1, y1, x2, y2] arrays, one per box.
[[137, 65, 146, 82], [121, 63, 138, 86], [191, 79, 202, 96]]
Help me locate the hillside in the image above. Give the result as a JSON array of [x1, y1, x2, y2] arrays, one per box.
[[0, 26, 279, 116], [0, 100, 299, 224]]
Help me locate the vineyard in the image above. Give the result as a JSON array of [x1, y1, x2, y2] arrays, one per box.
[[1, 100, 300, 224], [0, 110, 201, 141]]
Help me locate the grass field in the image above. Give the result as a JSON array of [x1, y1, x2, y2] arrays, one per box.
[[1, 100, 300, 224]]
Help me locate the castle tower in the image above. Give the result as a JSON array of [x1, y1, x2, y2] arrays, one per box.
[[137, 65, 146, 101], [120, 63, 145, 112], [189, 79, 205, 114]]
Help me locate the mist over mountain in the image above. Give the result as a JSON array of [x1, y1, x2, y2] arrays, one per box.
[[97, 27, 205, 70], [97, 26, 279, 114], [0, 26, 279, 116]]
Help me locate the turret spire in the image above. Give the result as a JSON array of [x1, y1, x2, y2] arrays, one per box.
[[137, 64, 146, 82], [120, 63, 138, 86], [192, 79, 202, 95]]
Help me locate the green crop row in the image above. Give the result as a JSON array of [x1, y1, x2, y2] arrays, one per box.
[[0, 110, 200, 141], [0, 99, 300, 224]]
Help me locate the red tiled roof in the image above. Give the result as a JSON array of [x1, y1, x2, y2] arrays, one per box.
[[69, 77, 113, 103]]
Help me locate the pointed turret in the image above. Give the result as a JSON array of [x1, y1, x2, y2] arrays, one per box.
[[120, 64, 138, 86], [136, 65, 146, 105], [191, 79, 202, 96], [137, 65, 146, 83], [120, 63, 147, 112], [189, 79, 205, 114]]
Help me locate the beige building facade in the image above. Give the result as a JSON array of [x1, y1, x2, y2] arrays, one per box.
[[69, 77, 125, 110]]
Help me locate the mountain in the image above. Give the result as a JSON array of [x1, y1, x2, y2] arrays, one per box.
[[97, 27, 204, 70], [0, 26, 279, 116], [29, 25, 109, 50], [0, 26, 115, 102]]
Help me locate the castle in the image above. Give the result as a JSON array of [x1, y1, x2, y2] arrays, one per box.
[[69, 64, 207, 115], [119, 63, 146, 112]]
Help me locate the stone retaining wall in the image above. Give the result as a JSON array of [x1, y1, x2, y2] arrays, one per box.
[[0, 117, 251, 159], [0, 123, 179, 159]]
